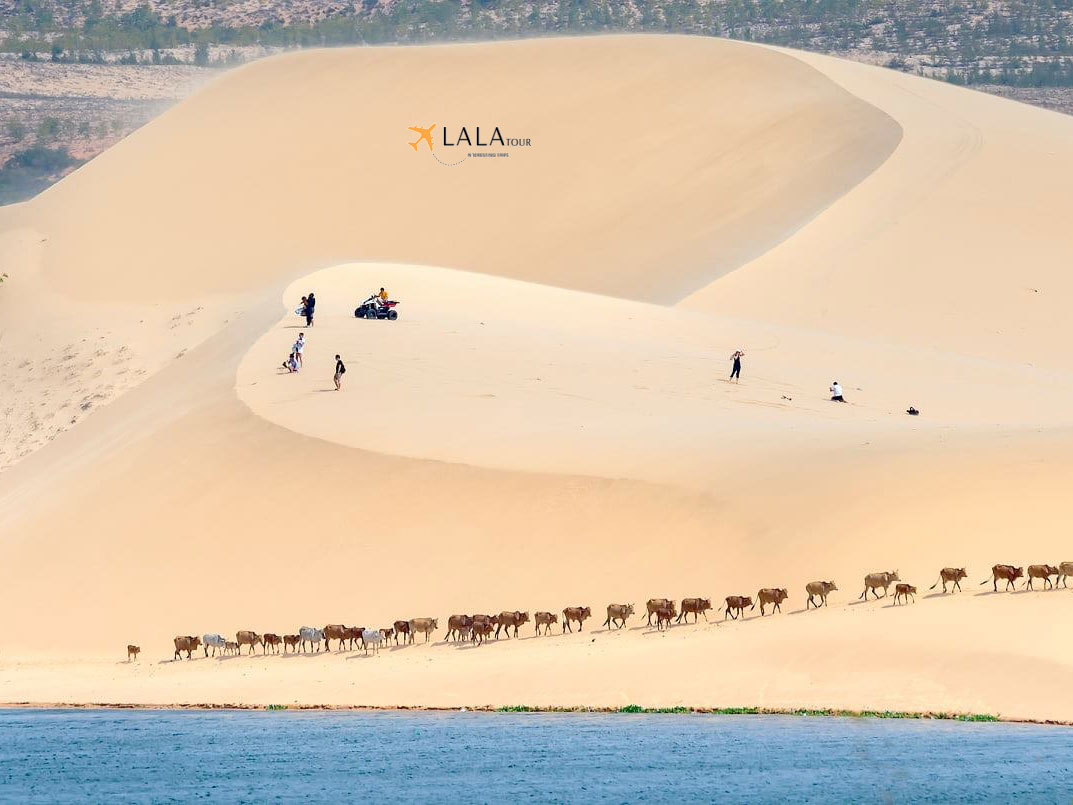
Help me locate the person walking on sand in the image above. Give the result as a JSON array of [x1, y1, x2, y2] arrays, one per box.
[[729, 349, 744, 382], [293, 333, 305, 368], [334, 354, 346, 391], [305, 292, 316, 327], [830, 381, 846, 402]]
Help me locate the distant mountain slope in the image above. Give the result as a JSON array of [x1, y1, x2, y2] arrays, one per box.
[[6, 0, 1073, 90]]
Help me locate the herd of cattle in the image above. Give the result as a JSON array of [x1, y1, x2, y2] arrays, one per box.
[[140, 563, 1072, 662]]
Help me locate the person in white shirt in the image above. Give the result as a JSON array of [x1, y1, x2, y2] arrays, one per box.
[[830, 381, 845, 402], [293, 333, 305, 368]]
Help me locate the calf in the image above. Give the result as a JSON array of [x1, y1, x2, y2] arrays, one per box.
[[654, 602, 677, 631], [724, 596, 752, 620], [262, 633, 282, 654], [805, 581, 837, 609], [127, 645, 140, 661], [393, 620, 411, 645], [645, 599, 674, 626], [380, 627, 395, 644], [446, 614, 473, 642], [929, 568, 967, 594], [471, 617, 495, 645], [173, 635, 201, 660], [858, 571, 900, 600], [236, 630, 262, 655], [323, 624, 348, 651], [1059, 562, 1073, 589], [362, 629, 385, 655], [893, 583, 917, 605], [562, 607, 591, 633], [534, 612, 557, 635], [224, 641, 240, 656], [495, 611, 530, 639], [282, 635, 300, 653], [756, 588, 789, 616], [980, 564, 1023, 592], [1025, 564, 1060, 590], [409, 618, 438, 643], [202, 633, 226, 658], [676, 598, 712, 624], [298, 626, 324, 653], [603, 603, 635, 630]]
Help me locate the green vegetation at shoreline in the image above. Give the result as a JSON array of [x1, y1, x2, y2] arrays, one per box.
[[495, 704, 1000, 721]]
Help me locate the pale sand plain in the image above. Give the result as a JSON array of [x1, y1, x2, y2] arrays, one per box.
[[0, 36, 1071, 722]]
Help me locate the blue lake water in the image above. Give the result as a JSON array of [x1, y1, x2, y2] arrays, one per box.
[[0, 709, 1070, 802]]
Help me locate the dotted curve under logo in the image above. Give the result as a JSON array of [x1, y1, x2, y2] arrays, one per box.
[[431, 151, 470, 167]]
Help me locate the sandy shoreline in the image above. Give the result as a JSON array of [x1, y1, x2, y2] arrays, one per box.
[[2, 702, 1045, 723]]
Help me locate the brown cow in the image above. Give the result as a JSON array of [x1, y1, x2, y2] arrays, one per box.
[[409, 618, 438, 643], [496, 611, 530, 639], [676, 598, 712, 623], [282, 635, 300, 653], [446, 615, 474, 642], [562, 607, 591, 633], [236, 630, 261, 655], [173, 635, 201, 660], [471, 617, 495, 645], [603, 603, 634, 630], [262, 633, 282, 654], [1059, 562, 1073, 589], [724, 596, 752, 620], [654, 602, 677, 631], [858, 571, 900, 600], [980, 564, 1023, 592], [534, 612, 557, 635], [393, 620, 411, 645], [893, 583, 917, 605], [805, 581, 837, 609], [381, 627, 395, 644], [645, 599, 674, 626], [224, 641, 240, 656], [756, 588, 789, 616], [341, 626, 364, 650], [929, 568, 967, 594], [323, 624, 348, 651], [1025, 564, 1060, 590], [127, 645, 140, 661]]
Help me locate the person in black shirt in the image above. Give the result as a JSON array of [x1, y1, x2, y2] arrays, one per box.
[[334, 354, 346, 390], [305, 292, 316, 326]]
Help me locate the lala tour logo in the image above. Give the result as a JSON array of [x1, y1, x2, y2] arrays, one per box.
[[407, 123, 532, 166]]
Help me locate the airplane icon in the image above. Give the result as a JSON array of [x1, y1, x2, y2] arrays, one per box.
[[408, 124, 436, 152]]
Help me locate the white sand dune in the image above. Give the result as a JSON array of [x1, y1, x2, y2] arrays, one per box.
[[1, 36, 1072, 722]]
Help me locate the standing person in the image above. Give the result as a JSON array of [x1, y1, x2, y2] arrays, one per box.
[[729, 349, 744, 382], [293, 333, 305, 368], [334, 354, 346, 391], [830, 381, 846, 402], [305, 292, 316, 327]]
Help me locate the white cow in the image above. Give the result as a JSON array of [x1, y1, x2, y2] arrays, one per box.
[[362, 629, 384, 655], [299, 626, 325, 653], [202, 633, 227, 657]]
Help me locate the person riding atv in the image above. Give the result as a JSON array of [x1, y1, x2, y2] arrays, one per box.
[[354, 290, 399, 320]]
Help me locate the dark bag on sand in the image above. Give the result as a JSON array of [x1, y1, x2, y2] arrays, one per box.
[[906, 407, 919, 416]]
